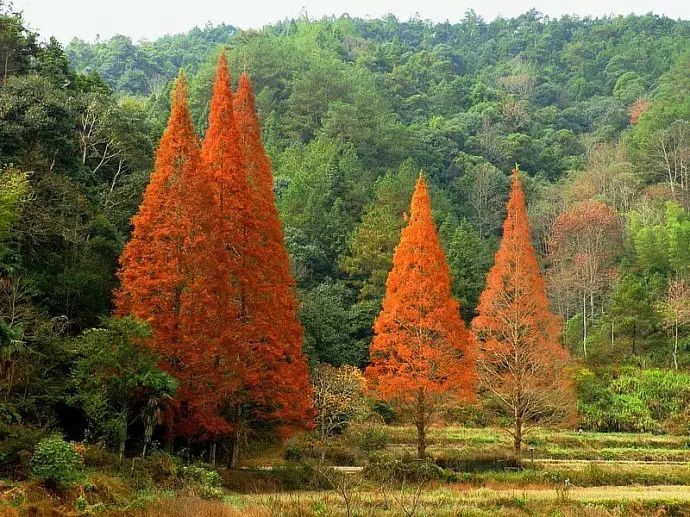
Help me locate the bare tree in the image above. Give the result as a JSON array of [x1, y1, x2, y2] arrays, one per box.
[[651, 120, 689, 197], [657, 278, 690, 369]]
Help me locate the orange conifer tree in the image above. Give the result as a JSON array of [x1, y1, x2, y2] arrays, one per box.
[[472, 167, 572, 462], [197, 54, 254, 461], [366, 174, 476, 458], [232, 73, 313, 447], [115, 74, 233, 439]]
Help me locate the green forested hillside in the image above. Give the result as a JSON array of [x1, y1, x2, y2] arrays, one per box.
[[67, 10, 690, 370], [1, 4, 690, 468]]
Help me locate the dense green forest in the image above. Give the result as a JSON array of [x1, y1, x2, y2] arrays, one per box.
[[2, 3, 690, 469], [65, 10, 690, 370]]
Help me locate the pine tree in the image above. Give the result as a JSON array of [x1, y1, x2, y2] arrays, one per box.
[[232, 73, 313, 444], [472, 167, 572, 462], [115, 74, 233, 439], [366, 174, 476, 458]]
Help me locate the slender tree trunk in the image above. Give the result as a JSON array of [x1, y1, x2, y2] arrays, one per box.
[[209, 442, 217, 466], [228, 405, 242, 468], [514, 413, 523, 464], [3, 53, 9, 85], [582, 292, 588, 357], [416, 420, 426, 459], [415, 390, 426, 459], [119, 410, 128, 462], [673, 321, 679, 370]]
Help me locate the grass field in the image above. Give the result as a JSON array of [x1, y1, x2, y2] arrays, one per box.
[[4, 426, 690, 515], [211, 426, 690, 515]]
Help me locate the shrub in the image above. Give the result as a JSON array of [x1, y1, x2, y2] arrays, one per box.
[[577, 367, 690, 432], [29, 435, 83, 490], [0, 424, 50, 474], [284, 435, 362, 465], [363, 454, 451, 483], [371, 401, 397, 424], [81, 442, 121, 469], [181, 465, 223, 499], [348, 423, 390, 452], [144, 450, 180, 482], [434, 449, 521, 472], [272, 461, 335, 490]]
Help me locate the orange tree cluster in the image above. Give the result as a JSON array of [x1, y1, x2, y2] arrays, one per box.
[[366, 169, 572, 459], [115, 56, 313, 453]]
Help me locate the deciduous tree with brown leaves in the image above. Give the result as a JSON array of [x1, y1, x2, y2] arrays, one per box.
[[473, 167, 573, 462], [232, 73, 314, 456], [115, 74, 234, 439], [549, 200, 621, 356], [366, 174, 476, 458]]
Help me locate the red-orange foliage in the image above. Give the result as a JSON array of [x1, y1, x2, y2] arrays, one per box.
[[232, 73, 314, 437], [115, 74, 234, 438], [472, 168, 572, 461], [366, 175, 476, 458], [630, 97, 651, 124]]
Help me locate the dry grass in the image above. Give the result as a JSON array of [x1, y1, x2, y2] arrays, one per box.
[[117, 496, 263, 517]]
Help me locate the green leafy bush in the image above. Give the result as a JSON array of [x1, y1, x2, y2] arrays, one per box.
[[284, 435, 362, 465], [272, 461, 335, 490], [434, 449, 521, 472], [576, 367, 690, 432], [363, 454, 451, 482], [348, 424, 390, 452], [0, 424, 50, 473], [181, 465, 223, 499], [29, 435, 83, 490]]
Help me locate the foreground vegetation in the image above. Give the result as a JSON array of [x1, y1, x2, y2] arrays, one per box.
[[4, 426, 690, 515]]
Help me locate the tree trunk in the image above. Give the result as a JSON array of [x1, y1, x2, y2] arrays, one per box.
[[513, 415, 523, 464], [582, 292, 587, 356], [416, 420, 426, 459], [673, 322, 679, 370], [119, 411, 128, 462], [228, 405, 242, 468], [209, 442, 217, 466], [415, 390, 427, 459]]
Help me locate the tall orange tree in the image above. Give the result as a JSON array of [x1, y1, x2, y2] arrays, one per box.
[[199, 54, 252, 460], [472, 167, 572, 462], [366, 175, 476, 458], [232, 73, 313, 453], [115, 74, 233, 440]]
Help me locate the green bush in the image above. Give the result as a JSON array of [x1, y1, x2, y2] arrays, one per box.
[[81, 442, 121, 469], [181, 465, 223, 499], [0, 424, 50, 473], [434, 449, 521, 472], [284, 436, 362, 466], [29, 435, 83, 490], [349, 424, 390, 452], [576, 367, 690, 432], [363, 454, 452, 483], [272, 461, 336, 490], [143, 450, 180, 482]]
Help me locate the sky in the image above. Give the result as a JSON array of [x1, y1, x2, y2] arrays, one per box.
[[16, 0, 690, 43]]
